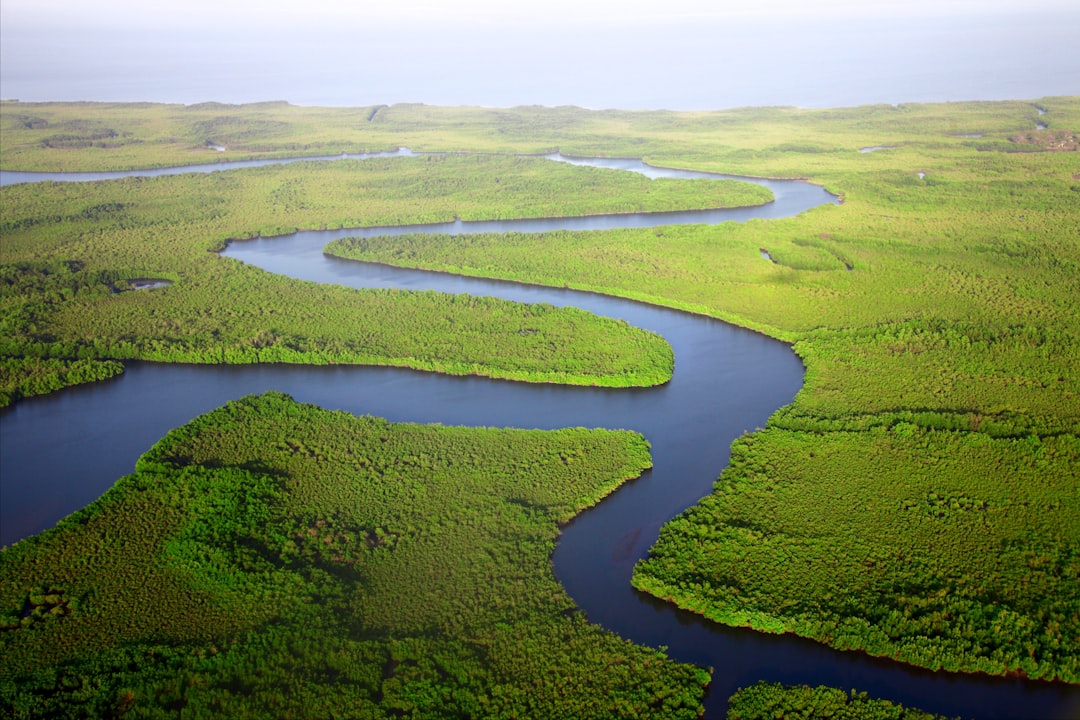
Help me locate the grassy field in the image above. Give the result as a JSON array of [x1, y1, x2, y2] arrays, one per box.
[[1, 97, 1077, 711]]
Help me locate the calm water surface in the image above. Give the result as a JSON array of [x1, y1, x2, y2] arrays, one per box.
[[1, 155, 1077, 719]]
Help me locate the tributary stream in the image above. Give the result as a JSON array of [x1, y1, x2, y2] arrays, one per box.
[[2, 153, 1077, 719]]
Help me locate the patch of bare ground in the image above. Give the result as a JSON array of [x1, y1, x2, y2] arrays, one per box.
[[1009, 130, 1078, 151]]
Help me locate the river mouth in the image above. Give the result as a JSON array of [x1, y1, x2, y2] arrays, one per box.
[[2, 152, 1075, 719]]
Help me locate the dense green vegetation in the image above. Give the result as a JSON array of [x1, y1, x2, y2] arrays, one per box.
[[727, 682, 952, 720], [0, 392, 709, 718], [635, 427, 1080, 680], [0, 355, 124, 406], [2, 97, 1078, 709], [3, 98, 1076, 174], [311, 101, 1080, 681], [0, 154, 780, 402]]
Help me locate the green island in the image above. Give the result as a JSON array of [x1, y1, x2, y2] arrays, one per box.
[[0, 392, 708, 717], [2, 98, 1079, 716], [726, 682, 954, 720]]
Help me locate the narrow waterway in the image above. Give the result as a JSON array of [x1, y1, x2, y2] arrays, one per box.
[[0, 148, 414, 187], [1, 153, 1076, 719]]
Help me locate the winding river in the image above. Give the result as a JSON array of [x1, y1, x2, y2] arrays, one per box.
[[2, 153, 1078, 719]]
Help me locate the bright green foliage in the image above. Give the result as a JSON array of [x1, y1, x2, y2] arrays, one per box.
[[311, 101, 1080, 681], [2, 97, 1079, 690], [633, 427, 1080, 681], [0, 355, 124, 405], [0, 393, 709, 718], [0, 154, 762, 402], [727, 682, 954, 720]]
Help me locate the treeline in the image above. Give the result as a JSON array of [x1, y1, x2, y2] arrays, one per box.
[[0, 393, 708, 718], [2, 154, 771, 403], [0, 258, 674, 400], [0, 155, 770, 251], [633, 424, 1080, 682], [4, 97, 1075, 173], [727, 682, 954, 720], [0, 356, 123, 405]]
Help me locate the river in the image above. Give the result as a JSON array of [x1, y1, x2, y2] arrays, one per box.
[[1, 153, 1077, 719]]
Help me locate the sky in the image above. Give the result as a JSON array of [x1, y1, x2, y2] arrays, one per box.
[[6, 0, 1078, 26], [1, 0, 1078, 109]]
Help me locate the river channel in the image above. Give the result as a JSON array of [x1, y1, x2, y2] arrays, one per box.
[[1, 153, 1077, 719]]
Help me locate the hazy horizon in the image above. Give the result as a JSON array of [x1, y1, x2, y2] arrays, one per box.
[[1, 1, 1078, 110]]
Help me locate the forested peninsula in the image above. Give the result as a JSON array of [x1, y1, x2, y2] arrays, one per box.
[[0, 393, 709, 717], [0, 151, 782, 403], [2, 98, 1078, 717]]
